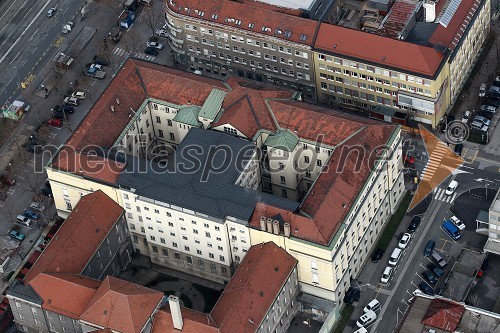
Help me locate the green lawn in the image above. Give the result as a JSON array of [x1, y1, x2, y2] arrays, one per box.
[[375, 192, 413, 251], [333, 304, 354, 333]]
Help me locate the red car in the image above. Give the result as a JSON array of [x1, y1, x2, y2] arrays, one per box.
[[47, 118, 62, 128], [0, 175, 15, 186], [404, 154, 415, 166]]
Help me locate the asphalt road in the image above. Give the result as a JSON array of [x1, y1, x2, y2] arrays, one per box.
[[0, 0, 86, 106], [347, 157, 500, 333]]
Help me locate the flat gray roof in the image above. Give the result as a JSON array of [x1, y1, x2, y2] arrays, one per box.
[[118, 128, 299, 221]]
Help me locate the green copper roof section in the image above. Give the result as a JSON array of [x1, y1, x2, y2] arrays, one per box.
[[174, 105, 202, 127], [199, 89, 227, 120], [264, 129, 299, 152]]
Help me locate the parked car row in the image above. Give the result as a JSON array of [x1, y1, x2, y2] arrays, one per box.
[[355, 299, 381, 330]]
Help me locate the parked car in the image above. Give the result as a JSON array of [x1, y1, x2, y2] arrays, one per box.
[[53, 110, 65, 120], [343, 287, 361, 304], [485, 98, 500, 107], [471, 120, 488, 132], [371, 248, 384, 263], [489, 85, 500, 94], [9, 230, 25, 241], [422, 270, 437, 284], [47, 7, 57, 17], [427, 263, 444, 277], [381, 266, 393, 284], [155, 28, 167, 37], [144, 47, 159, 56], [479, 83, 486, 97], [423, 240, 435, 257], [63, 105, 75, 113], [398, 233, 412, 249], [461, 110, 472, 124], [450, 215, 465, 231], [474, 115, 491, 127], [431, 251, 448, 269], [71, 91, 86, 100], [477, 110, 494, 120], [363, 299, 381, 313], [16, 215, 31, 227], [93, 55, 110, 66], [40, 187, 53, 197], [445, 180, 458, 195], [146, 41, 164, 49], [48, 118, 62, 128], [418, 281, 434, 295], [24, 209, 40, 219], [0, 175, 16, 186], [480, 104, 497, 113], [356, 310, 377, 328], [408, 216, 421, 233], [29, 201, 45, 211], [63, 96, 80, 106]]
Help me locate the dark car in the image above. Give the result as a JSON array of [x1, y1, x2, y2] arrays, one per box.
[[477, 110, 494, 120], [144, 47, 159, 56], [408, 216, 421, 233], [24, 209, 40, 220], [427, 263, 444, 277], [485, 98, 500, 107], [53, 110, 65, 119], [454, 143, 464, 156], [40, 187, 53, 197], [422, 270, 437, 284], [487, 91, 500, 100], [63, 105, 75, 113], [0, 175, 16, 186], [418, 281, 434, 295], [423, 240, 435, 257], [371, 248, 385, 263], [343, 287, 361, 304], [93, 55, 110, 66]]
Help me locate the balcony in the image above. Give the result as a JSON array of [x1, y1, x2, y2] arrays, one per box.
[[168, 32, 184, 45], [166, 22, 182, 33], [167, 40, 185, 54]]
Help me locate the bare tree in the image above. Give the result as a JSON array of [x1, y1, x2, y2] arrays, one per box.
[[0, 200, 17, 227], [124, 28, 143, 55], [144, 7, 164, 37]]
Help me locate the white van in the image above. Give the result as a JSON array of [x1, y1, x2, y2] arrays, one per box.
[[16, 215, 31, 227], [388, 248, 402, 266], [356, 310, 377, 328], [364, 299, 381, 313]]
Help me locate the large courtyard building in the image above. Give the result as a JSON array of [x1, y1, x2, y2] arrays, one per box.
[[164, 0, 490, 128], [46, 58, 404, 325]]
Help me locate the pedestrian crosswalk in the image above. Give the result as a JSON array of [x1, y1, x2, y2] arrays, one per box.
[[421, 141, 449, 182], [112, 47, 156, 62], [433, 187, 457, 203]]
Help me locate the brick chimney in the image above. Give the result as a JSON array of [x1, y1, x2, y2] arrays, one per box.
[[168, 295, 183, 330]]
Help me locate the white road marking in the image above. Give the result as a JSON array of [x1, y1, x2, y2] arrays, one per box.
[[9, 51, 20, 64], [0, 0, 53, 64]]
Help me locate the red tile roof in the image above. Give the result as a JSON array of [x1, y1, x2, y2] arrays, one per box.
[[429, 0, 482, 52], [80, 276, 163, 333], [152, 307, 219, 333], [210, 242, 297, 333], [315, 23, 445, 77], [166, 0, 319, 45], [29, 273, 100, 319], [422, 299, 465, 331], [24, 191, 124, 283]]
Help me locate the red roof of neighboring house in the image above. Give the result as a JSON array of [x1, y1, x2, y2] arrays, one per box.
[[24, 191, 124, 283], [152, 307, 219, 333], [166, 0, 319, 46], [429, 0, 482, 52], [315, 23, 445, 77], [29, 273, 101, 319], [211, 242, 297, 333], [80, 276, 163, 333], [422, 299, 465, 332]]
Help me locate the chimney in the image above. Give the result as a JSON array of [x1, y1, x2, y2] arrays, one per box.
[[116, 98, 120, 104], [272, 220, 279, 235], [111, 105, 115, 113], [260, 216, 266, 231], [168, 295, 183, 330], [266, 218, 273, 233], [284, 223, 290, 237]]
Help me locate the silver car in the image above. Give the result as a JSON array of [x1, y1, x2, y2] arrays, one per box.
[[471, 120, 488, 132], [474, 115, 491, 127], [47, 7, 57, 17]]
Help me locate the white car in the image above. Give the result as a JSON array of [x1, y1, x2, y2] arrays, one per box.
[[155, 28, 167, 37], [461, 110, 471, 124], [146, 41, 164, 49], [356, 310, 377, 328], [450, 216, 465, 231], [479, 83, 486, 97], [71, 91, 86, 100], [47, 7, 57, 17], [380, 266, 393, 284], [445, 180, 458, 195], [398, 233, 412, 249]]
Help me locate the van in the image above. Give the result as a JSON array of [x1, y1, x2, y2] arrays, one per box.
[[363, 299, 381, 313], [423, 240, 435, 257], [356, 310, 377, 328], [442, 221, 461, 241], [388, 248, 402, 266], [16, 215, 31, 227], [431, 251, 447, 269]]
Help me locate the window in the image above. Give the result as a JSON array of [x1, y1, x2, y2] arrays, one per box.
[[206, 232, 211, 238], [210, 263, 217, 272], [282, 189, 287, 197], [218, 246, 223, 250], [167, 119, 172, 126], [172, 242, 178, 247], [152, 246, 158, 253], [317, 160, 322, 167], [304, 156, 310, 163], [186, 256, 193, 264], [162, 249, 168, 256], [174, 252, 181, 260], [279, 162, 285, 170], [184, 246, 190, 251], [158, 129, 164, 138], [219, 255, 225, 262], [280, 176, 286, 184], [197, 249, 202, 255], [170, 133, 175, 141], [215, 226, 220, 231], [209, 253, 215, 258]]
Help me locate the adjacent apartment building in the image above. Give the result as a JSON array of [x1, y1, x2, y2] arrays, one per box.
[[46, 59, 404, 325], [164, 0, 490, 128], [484, 188, 500, 254]]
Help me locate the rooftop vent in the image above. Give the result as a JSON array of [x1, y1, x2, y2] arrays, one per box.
[[274, 267, 279, 272], [116, 98, 120, 104], [111, 105, 115, 113], [259, 291, 264, 297], [333, 44, 337, 49], [342, 203, 347, 208]]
